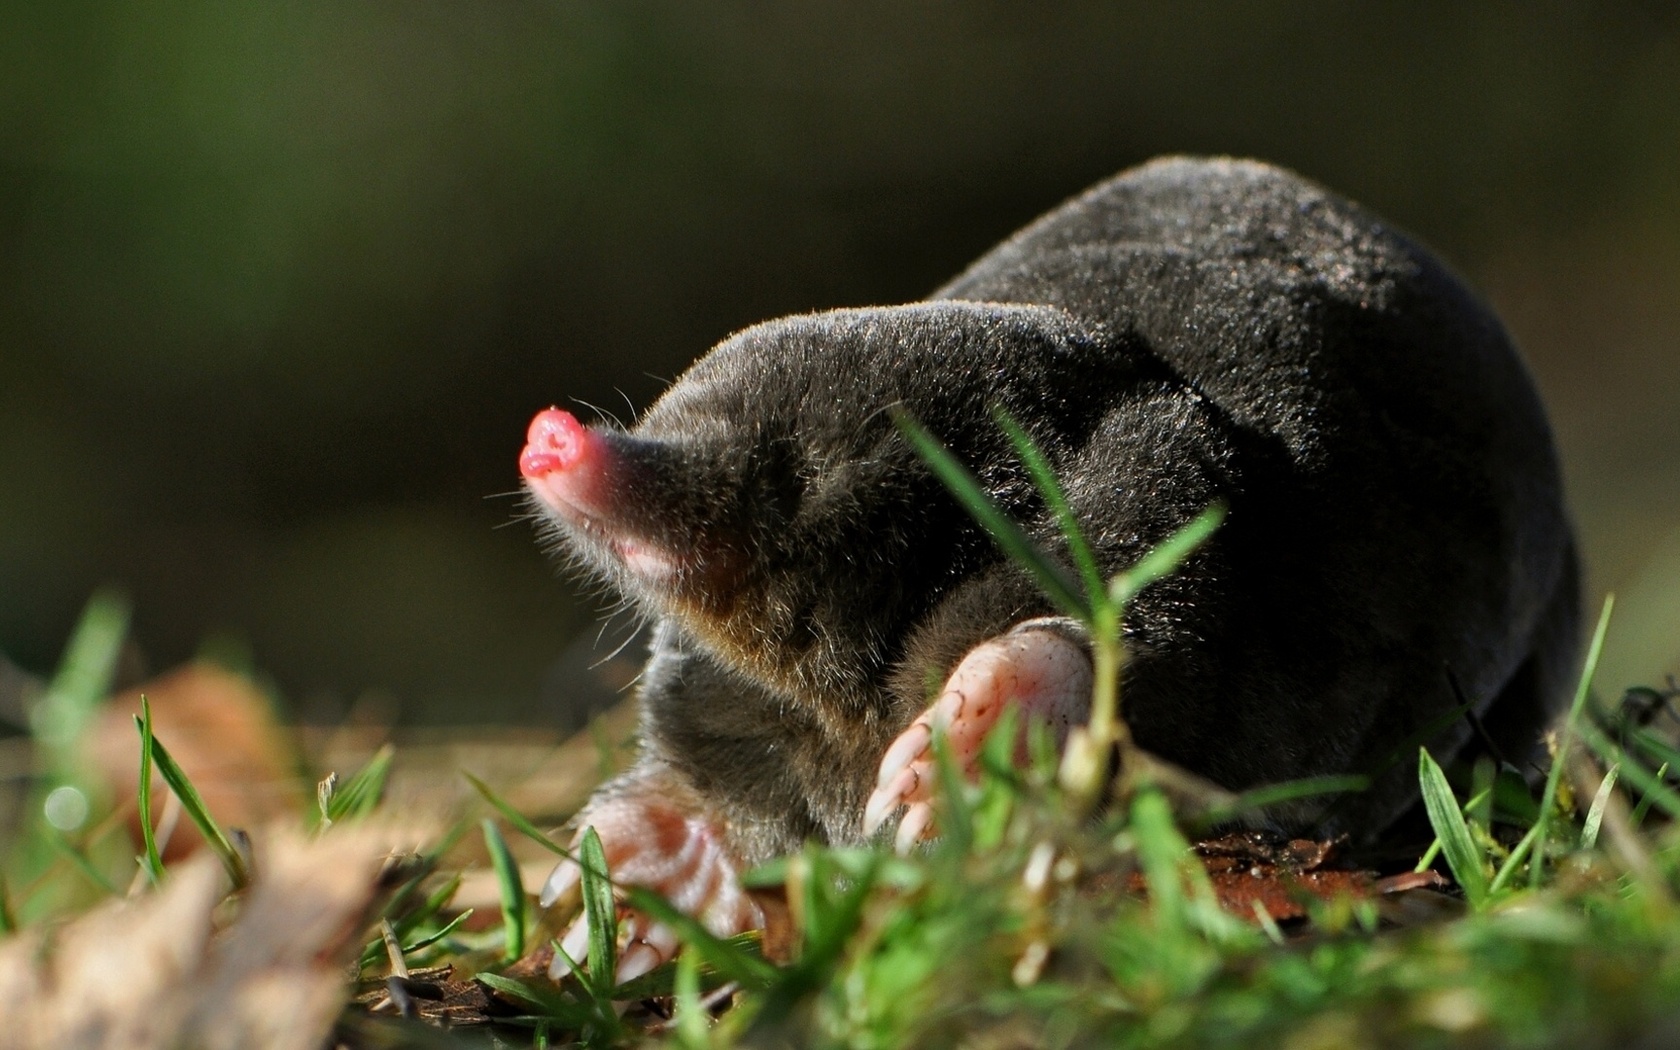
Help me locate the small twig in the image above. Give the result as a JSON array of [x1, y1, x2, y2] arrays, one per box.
[[380, 918, 410, 980]]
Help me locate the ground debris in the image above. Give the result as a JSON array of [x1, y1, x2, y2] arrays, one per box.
[[356, 966, 502, 1028], [0, 822, 429, 1050], [1119, 830, 1453, 924]]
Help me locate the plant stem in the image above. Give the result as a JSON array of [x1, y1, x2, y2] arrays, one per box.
[[1089, 605, 1126, 749], [1063, 602, 1130, 814]]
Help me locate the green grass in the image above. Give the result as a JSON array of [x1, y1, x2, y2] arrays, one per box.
[[8, 610, 1680, 1050], [8, 423, 1680, 1048]]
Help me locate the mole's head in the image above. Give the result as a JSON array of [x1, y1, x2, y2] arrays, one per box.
[[522, 302, 1130, 711]]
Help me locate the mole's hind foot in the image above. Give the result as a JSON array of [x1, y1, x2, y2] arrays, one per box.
[[540, 789, 763, 986], [864, 620, 1092, 851]]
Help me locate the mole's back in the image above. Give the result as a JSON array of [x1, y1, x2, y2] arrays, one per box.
[[939, 157, 1578, 817]]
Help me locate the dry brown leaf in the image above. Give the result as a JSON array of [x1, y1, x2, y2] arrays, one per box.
[[1113, 832, 1454, 926], [0, 822, 430, 1050]]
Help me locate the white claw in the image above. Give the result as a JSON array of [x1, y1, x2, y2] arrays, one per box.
[[549, 953, 572, 981], [549, 914, 593, 980], [540, 858, 582, 909], [616, 942, 662, 984], [537, 799, 765, 990], [644, 920, 680, 959], [548, 949, 575, 982], [894, 802, 934, 854], [876, 722, 931, 789], [863, 765, 916, 836]]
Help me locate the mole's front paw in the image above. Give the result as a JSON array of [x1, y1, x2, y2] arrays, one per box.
[[539, 793, 763, 985], [863, 620, 1092, 851]]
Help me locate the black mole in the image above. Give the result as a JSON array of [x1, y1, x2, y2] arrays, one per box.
[[520, 156, 1578, 980]]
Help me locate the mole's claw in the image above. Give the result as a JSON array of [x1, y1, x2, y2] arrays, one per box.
[[876, 722, 931, 789], [863, 765, 917, 836], [540, 857, 582, 910], [541, 788, 764, 986], [894, 803, 934, 854], [549, 913, 593, 980], [616, 919, 680, 984], [871, 623, 1093, 848], [615, 942, 661, 985]]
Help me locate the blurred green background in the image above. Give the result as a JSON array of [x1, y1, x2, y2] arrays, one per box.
[[2, 2, 1677, 725]]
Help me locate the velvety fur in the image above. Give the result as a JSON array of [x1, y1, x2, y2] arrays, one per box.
[[538, 156, 1579, 862]]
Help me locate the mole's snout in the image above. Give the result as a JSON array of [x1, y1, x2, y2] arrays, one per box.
[[521, 408, 621, 524], [520, 407, 729, 590], [520, 408, 589, 478]]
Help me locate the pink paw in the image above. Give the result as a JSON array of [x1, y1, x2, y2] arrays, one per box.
[[863, 622, 1091, 851], [538, 793, 763, 985]]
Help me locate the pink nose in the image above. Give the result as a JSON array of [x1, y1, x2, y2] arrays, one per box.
[[520, 408, 588, 479]]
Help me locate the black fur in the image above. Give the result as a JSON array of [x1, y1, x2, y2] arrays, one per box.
[[538, 157, 1579, 862]]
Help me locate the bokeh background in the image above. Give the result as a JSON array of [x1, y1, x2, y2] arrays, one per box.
[[3, 2, 1678, 727]]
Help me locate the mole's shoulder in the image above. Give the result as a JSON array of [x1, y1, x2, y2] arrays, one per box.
[[933, 156, 1529, 466], [935, 155, 1414, 306]]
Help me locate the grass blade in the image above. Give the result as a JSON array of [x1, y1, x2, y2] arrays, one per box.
[[1580, 723, 1680, 823], [0, 874, 14, 934], [135, 697, 165, 886], [357, 872, 466, 971], [1418, 748, 1488, 907], [1414, 787, 1488, 876], [474, 972, 594, 1027], [991, 406, 1103, 600], [894, 410, 1089, 620], [326, 744, 394, 823], [578, 826, 617, 992], [1132, 788, 1191, 928], [1131, 786, 1245, 944], [1194, 774, 1369, 828], [409, 872, 465, 931], [610, 931, 769, 1002], [931, 730, 974, 856], [402, 908, 474, 954], [1619, 727, 1680, 784], [463, 771, 570, 858], [1108, 505, 1226, 606], [672, 942, 708, 1046], [145, 722, 248, 889], [378, 918, 409, 978], [1489, 824, 1542, 896], [483, 818, 526, 963], [1528, 594, 1614, 889], [1581, 764, 1619, 850], [1630, 762, 1672, 828], [30, 589, 130, 765], [750, 850, 882, 1031], [9, 591, 132, 900], [1413, 838, 1443, 874], [624, 888, 780, 988], [47, 830, 120, 895]]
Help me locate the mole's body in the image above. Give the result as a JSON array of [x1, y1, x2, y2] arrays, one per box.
[[521, 157, 1578, 978]]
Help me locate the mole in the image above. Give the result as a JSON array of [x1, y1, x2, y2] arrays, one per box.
[[519, 156, 1579, 982]]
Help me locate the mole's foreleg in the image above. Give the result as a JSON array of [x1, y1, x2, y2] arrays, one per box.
[[538, 764, 764, 984], [864, 617, 1093, 850]]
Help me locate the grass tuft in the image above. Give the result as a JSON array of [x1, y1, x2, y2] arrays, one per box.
[[1525, 595, 1616, 889], [135, 694, 165, 886], [484, 818, 527, 963], [1419, 747, 1489, 907], [133, 709, 249, 889], [11, 453, 1680, 1048], [321, 743, 395, 826]]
